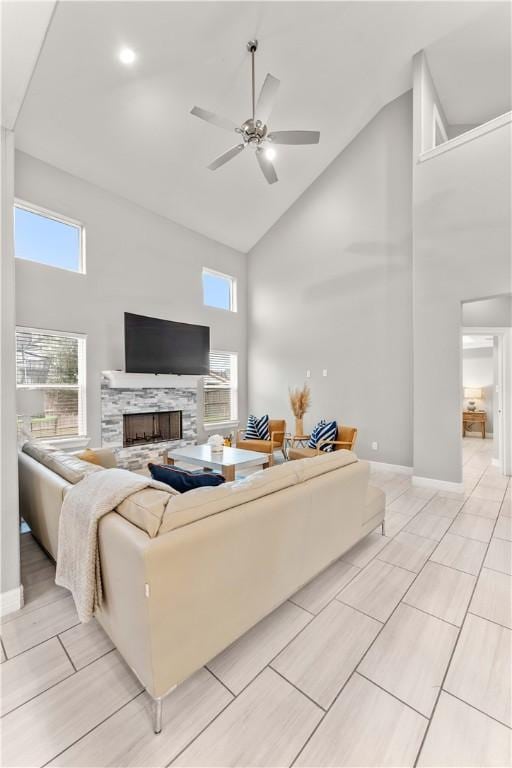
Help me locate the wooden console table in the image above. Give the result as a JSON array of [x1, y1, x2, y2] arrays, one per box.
[[462, 410, 486, 439]]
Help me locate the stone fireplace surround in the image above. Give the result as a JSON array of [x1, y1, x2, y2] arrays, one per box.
[[100, 372, 198, 471]]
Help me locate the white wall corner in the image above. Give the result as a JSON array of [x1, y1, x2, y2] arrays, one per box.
[[369, 460, 413, 475], [0, 584, 24, 617], [412, 475, 464, 493]]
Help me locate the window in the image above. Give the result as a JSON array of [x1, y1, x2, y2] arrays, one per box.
[[202, 268, 236, 312], [204, 351, 238, 425], [14, 201, 84, 273], [16, 328, 86, 439]]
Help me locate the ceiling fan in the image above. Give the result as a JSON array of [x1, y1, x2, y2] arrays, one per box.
[[190, 40, 320, 184]]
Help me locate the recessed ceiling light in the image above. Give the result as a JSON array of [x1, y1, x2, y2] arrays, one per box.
[[265, 147, 276, 161], [119, 47, 136, 65]]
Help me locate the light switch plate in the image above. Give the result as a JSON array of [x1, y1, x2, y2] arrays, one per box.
[[322, 369, 328, 377]]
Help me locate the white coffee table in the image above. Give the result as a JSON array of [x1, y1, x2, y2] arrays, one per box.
[[165, 444, 270, 481]]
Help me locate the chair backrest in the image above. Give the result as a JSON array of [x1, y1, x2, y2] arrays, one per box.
[[335, 426, 358, 451], [269, 419, 286, 446]]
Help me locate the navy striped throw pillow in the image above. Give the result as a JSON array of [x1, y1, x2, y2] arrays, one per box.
[[254, 414, 270, 440], [308, 420, 337, 452], [245, 415, 261, 440]]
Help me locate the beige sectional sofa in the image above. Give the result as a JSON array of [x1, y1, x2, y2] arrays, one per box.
[[18, 444, 385, 732]]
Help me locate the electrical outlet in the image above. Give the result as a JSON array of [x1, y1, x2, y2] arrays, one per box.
[[322, 369, 328, 377], [371, 441, 378, 451], [306, 369, 311, 378]]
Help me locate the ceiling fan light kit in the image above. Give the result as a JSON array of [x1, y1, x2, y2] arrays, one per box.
[[191, 39, 320, 184]]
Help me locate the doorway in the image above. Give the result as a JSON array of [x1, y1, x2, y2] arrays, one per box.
[[461, 328, 511, 477]]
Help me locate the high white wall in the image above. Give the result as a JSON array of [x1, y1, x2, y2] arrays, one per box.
[[462, 295, 512, 327], [412, 116, 511, 482], [15, 151, 248, 447], [462, 345, 494, 434], [248, 92, 413, 466]]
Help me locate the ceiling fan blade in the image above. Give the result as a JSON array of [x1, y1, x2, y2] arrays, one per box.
[[207, 144, 245, 171], [256, 148, 278, 185], [190, 106, 238, 133], [267, 130, 320, 145], [255, 74, 280, 124]]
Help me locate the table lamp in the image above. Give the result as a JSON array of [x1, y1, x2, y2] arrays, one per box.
[[464, 387, 483, 412]]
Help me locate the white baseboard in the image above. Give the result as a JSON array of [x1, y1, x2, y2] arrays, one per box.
[[412, 475, 464, 493], [0, 584, 24, 617], [369, 460, 413, 475]]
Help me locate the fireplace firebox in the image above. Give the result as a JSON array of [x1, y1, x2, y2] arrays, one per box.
[[123, 410, 182, 447]]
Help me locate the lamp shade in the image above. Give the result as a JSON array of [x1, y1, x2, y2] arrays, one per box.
[[16, 388, 45, 416], [464, 387, 483, 400]]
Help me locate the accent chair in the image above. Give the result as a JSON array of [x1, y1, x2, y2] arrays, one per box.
[[288, 425, 358, 460], [236, 419, 287, 465]]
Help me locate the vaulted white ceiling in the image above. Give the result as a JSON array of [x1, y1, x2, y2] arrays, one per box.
[[13, 1, 509, 252]]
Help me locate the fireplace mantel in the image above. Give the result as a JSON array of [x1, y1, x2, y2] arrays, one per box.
[[102, 371, 200, 390]]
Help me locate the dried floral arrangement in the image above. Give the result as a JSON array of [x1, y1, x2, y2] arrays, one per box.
[[289, 383, 311, 419]]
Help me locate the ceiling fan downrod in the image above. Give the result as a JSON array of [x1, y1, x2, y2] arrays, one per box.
[[247, 39, 258, 122]]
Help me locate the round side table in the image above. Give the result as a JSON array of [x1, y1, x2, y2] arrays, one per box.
[[284, 435, 311, 459]]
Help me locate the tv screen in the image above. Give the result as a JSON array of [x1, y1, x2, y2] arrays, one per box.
[[124, 313, 210, 375]]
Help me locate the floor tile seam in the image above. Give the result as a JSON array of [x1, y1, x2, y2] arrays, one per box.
[[40, 690, 145, 768], [412, 498, 503, 767], [0, 666, 77, 720], [165, 669, 284, 768], [439, 689, 512, 730], [56, 633, 78, 672], [0, 648, 118, 720], [466, 610, 512, 633], [0, 590, 72, 625], [1, 620, 82, 661]]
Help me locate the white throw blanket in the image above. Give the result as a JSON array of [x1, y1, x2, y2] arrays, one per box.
[[56, 468, 171, 622]]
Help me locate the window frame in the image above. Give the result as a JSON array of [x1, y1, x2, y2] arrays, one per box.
[[15, 325, 87, 439], [14, 199, 86, 274], [202, 267, 237, 313], [432, 104, 448, 148], [203, 349, 238, 427]]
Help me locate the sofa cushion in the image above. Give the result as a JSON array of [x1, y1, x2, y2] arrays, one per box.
[[22, 443, 101, 484], [76, 448, 102, 466], [77, 448, 117, 469], [148, 463, 226, 493], [159, 461, 300, 534], [116, 487, 176, 537], [292, 449, 358, 482], [364, 485, 386, 524]]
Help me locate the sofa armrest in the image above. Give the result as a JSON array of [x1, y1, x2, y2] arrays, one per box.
[[270, 430, 286, 447]]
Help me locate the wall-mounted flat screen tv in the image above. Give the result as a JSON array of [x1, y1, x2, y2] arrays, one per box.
[[124, 313, 210, 375]]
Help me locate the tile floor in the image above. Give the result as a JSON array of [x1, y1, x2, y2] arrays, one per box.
[[1, 438, 510, 767]]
